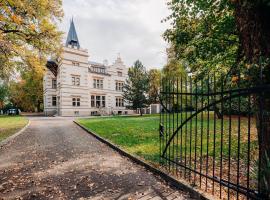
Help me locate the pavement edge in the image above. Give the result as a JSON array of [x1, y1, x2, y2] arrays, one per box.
[[0, 119, 31, 148], [74, 121, 215, 200]]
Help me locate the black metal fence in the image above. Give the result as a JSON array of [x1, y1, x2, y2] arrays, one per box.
[[159, 73, 270, 199]]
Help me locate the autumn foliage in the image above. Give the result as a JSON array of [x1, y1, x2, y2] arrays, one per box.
[[0, 0, 63, 111]]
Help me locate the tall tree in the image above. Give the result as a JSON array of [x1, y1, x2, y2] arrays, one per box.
[[21, 63, 44, 112], [165, 0, 270, 195], [231, 1, 270, 195], [0, 84, 8, 110], [123, 60, 149, 116], [0, 0, 63, 79], [148, 69, 161, 104], [163, 58, 187, 79], [163, 1, 238, 80], [8, 80, 26, 110], [8, 56, 44, 112], [162, 58, 190, 112]]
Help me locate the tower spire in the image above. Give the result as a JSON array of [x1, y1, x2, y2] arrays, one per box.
[[66, 18, 80, 48]]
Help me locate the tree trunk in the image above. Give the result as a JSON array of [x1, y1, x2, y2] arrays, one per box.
[[140, 108, 143, 116], [256, 96, 270, 197], [234, 1, 270, 64], [233, 1, 270, 196], [0, 101, 3, 110], [37, 100, 41, 112], [214, 105, 222, 119]]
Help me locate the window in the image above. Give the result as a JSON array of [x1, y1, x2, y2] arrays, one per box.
[[91, 67, 106, 74], [72, 77, 75, 85], [72, 61, 80, 66], [115, 81, 124, 91], [116, 97, 124, 107], [76, 77, 80, 86], [96, 96, 101, 107], [71, 76, 80, 86], [91, 95, 106, 108], [117, 71, 122, 77], [100, 80, 103, 89], [52, 96, 57, 106], [52, 79, 57, 89], [72, 97, 80, 107], [91, 95, 95, 107], [93, 79, 103, 89], [102, 96, 106, 107], [91, 111, 98, 116]]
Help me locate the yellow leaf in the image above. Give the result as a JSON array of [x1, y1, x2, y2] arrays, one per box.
[[232, 76, 239, 83], [30, 24, 36, 31], [11, 14, 22, 25]]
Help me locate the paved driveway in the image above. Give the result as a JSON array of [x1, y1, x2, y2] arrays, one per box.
[[0, 117, 193, 200]]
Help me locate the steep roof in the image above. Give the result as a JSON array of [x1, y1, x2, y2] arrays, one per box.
[[46, 61, 58, 77], [89, 61, 104, 66], [65, 18, 80, 48]]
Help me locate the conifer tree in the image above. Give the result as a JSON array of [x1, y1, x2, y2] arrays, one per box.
[[123, 60, 149, 116]]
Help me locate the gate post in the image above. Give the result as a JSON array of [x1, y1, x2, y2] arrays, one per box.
[[259, 99, 270, 198], [257, 64, 270, 198]]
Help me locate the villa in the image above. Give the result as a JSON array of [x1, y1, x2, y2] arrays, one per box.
[[43, 19, 133, 116]]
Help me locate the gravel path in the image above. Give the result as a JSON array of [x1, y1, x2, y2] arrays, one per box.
[[0, 117, 193, 200]]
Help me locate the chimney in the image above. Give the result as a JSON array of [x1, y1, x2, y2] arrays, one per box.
[[103, 59, 108, 66]]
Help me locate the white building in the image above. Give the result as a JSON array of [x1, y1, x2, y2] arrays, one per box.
[[43, 19, 132, 116]]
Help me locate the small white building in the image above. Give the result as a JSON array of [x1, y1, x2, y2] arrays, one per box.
[[43, 19, 133, 116], [137, 104, 161, 115]]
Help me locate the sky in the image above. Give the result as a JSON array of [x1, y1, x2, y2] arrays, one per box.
[[59, 0, 171, 69]]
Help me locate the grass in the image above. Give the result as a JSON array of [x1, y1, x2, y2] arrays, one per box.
[[163, 112, 258, 161], [0, 116, 28, 142], [78, 115, 161, 163], [78, 113, 258, 163], [78, 114, 259, 199]]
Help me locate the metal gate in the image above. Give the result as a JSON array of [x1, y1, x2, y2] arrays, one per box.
[[159, 73, 270, 199]]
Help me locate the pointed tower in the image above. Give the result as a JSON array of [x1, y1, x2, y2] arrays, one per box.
[[66, 18, 80, 48], [51, 18, 89, 116]]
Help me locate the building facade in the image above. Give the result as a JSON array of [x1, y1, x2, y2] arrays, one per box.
[[43, 19, 132, 116]]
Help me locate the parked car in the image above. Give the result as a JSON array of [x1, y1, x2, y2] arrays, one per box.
[[7, 108, 19, 115]]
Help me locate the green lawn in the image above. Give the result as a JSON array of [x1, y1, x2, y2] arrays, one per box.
[[0, 116, 28, 142], [78, 114, 259, 192], [77, 114, 258, 165], [78, 115, 161, 163]]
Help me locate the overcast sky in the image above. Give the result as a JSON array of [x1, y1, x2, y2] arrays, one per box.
[[59, 0, 171, 69]]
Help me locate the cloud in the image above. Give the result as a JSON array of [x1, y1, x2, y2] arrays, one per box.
[[59, 0, 170, 68]]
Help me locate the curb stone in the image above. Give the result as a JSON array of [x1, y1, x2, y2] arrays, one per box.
[[0, 119, 31, 148], [74, 121, 215, 200]]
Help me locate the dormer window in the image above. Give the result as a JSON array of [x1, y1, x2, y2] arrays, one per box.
[[91, 67, 105, 74]]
